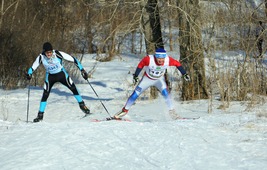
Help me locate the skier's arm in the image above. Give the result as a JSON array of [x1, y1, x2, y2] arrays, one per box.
[[57, 50, 88, 80], [169, 57, 186, 75], [169, 56, 190, 81], [58, 51, 84, 71], [177, 66, 186, 75], [133, 67, 142, 77], [133, 56, 150, 76], [27, 55, 42, 75]]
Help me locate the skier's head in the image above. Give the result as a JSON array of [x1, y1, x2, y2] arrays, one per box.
[[43, 42, 53, 58], [155, 48, 167, 58], [43, 42, 53, 52]]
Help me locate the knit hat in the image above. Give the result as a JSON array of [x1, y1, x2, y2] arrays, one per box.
[[43, 42, 53, 52], [155, 48, 167, 58]]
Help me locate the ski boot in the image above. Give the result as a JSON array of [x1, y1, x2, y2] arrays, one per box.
[[79, 101, 90, 115], [113, 107, 128, 119], [33, 112, 44, 122], [169, 109, 181, 120]]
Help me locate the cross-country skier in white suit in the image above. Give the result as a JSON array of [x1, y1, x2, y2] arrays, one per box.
[[26, 42, 90, 122]]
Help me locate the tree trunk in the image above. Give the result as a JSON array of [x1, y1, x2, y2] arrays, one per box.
[[141, 0, 164, 99], [177, 0, 209, 100]]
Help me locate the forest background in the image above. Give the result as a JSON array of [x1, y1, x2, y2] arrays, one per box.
[[0, 0, 266, 108]]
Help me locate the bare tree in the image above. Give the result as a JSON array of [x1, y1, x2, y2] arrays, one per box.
[[1, 0, 266, 106], [176, 0, 209, 100], [141, 0, 164, 99]]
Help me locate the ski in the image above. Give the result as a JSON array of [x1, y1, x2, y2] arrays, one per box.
[[176, 116, 200, 120], [91, 117, 131, 122]]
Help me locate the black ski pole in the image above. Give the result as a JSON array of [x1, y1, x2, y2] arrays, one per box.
[[26, 82, 30, 123], [86, 79, 112, 118]]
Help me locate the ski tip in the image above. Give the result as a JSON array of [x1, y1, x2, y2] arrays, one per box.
[[176, 116, 200, 120], [91, 119, 102, 122], [90, 117, 131, 122]]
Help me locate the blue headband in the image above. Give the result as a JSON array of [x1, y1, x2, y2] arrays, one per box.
[[155, 48, 167, 58]]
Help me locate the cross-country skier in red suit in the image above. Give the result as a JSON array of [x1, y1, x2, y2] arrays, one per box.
[[113, 48, 190, 120]]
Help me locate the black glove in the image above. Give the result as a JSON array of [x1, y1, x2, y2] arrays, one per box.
[[81, 69, 88, 80], [26, 74, 32, 80], [133, 74, 139, 85], [183, 74, 190, 82]]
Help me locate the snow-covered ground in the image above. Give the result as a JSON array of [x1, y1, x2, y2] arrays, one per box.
[[0, 54, 266, 170]]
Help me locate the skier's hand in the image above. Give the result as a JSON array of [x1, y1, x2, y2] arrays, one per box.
[[26, 74, 32, 80], [133, 74, 139, 85], [183, 74, 190, 82], [81, 69, 88, 80]]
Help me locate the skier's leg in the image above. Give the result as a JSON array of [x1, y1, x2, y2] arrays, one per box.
[[161, 88, 173, 110], [124, 76, 151, 110], [114, 76, 152, 118], [60, 71, 90, 114], [155, 77, 174, 110], [39, 76, 54, 111], [156, 77, 179, 119], [34, 73, 54, 122]]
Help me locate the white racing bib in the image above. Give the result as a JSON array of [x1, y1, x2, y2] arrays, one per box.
[[145, 55, 169, 79], [42, 53, 63, 74]]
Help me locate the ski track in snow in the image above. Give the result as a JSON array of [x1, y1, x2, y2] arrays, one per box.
[[0, 114, 266, 170]]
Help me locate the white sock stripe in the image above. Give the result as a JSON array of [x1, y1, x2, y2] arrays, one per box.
[[155, 52, 166, 55]]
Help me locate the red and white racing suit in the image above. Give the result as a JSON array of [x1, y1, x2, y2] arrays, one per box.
[[124, 55, 187, 111]]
